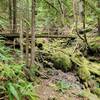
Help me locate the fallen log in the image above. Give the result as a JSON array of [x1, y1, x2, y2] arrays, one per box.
[[0, 33, 76, 39]]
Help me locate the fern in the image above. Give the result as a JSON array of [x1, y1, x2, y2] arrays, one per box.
[[56, 80, 72, 93], [7, 82, 20, 100]]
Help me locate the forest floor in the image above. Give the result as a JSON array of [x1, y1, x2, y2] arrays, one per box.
[[0, 28, 99, 100], [35, 68, 87, 100]]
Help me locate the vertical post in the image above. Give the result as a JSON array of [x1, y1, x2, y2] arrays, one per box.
[[31, 0, 36, 66]]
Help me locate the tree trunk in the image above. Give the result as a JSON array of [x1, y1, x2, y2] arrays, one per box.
[[82, 0, 88, 45], [12, 0, 17, 34], [26, 1, 30, 67], [73, 0, 78, 32], [98, 0, 100, 35], [31, 0, 36, 66], [73, 0, 84, 40], [20, 20, 23, 61], [82, 0, 85, 29], [26, 23, 29, 66], [8, 0, 12, 33]]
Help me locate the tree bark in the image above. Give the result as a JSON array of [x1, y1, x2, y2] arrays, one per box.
[[73, 0, 84, 40], [73, 0, 78, 32], [31, 0, 36, 66], [8, 0, 13, 33], [44, 0, 59, 13], [12, 0, 17, 34], [20, 20, 23, 61], [82, 0, 89, 46], [26, 1, 30, 67], [98, 0, 100, 35]]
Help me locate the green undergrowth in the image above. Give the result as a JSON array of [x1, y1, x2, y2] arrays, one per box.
[[55, 80, 72, 93], [0, 35, 100, 99], [0, 40, 39, 100]]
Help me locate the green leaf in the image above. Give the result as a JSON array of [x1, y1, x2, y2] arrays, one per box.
[[7, 82, 19, 100]]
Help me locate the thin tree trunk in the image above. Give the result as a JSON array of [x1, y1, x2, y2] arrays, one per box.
[[8, 0, 12, 33], [73, 0, 84, 40], [26, 24, 29, 66], [82, 0, 89, 47], [44, 0, 59, 13], [31, 0, 36, 66], [20, 20, 23, 61], [73, 0, 78, 32], [98, 0, 100, 35], [82, 0, 85, 29], [12, 0, 17, 34], [26, 1, 30, 67]]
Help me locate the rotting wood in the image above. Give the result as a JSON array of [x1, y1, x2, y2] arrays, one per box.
[[0, 33, 76, 39]]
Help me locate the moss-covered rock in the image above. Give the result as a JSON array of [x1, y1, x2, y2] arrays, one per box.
[[88, 63, 100, 76], [71, 53, 100, 79], [93, 88, 100, 97], [79, 89, 100, 100], [51, 51, 72, 71], [78, 66, 90, 81]]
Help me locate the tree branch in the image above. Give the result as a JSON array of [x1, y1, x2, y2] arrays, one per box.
[[44, 0, 60, 13]]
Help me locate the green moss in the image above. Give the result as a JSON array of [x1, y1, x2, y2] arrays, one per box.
[[71, 51, 90, 66], [72, 53, 100, 80], [89, 37, 100, 49], [88, 63, 100, 76], [52, 51, 72, 71], [93, 88, 100, 97], [79, 89, 100, 100], [78, 66, 90, 81]]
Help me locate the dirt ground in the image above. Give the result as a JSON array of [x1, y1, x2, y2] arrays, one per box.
[[35, 68, 87, 100]]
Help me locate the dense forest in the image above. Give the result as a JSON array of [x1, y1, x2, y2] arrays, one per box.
[[0, 0, 100, 100]]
